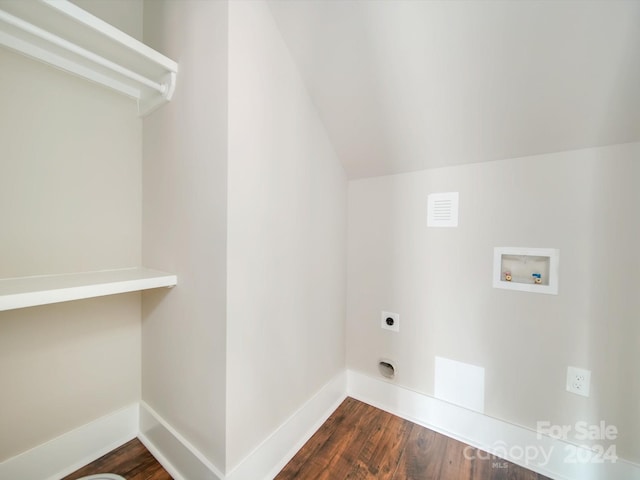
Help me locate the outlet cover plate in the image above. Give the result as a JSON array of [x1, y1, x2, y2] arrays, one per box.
[[381, 311, 400, 332], [566, 366, 591, 397]]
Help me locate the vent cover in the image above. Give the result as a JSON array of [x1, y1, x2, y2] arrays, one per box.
[[427, 192, 459, 227]]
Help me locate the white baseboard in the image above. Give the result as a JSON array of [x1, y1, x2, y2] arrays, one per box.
[[0, 404, 138, 480], [139, 401, 224, 480], [138, 371, 346, 480], [347, 369, 640, 480], [226, 370, 347, 480], [7, 370, 635, 480]]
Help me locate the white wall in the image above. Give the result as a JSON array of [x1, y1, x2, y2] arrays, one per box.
[[0, 46, 142, 460], [347, 142, 640, 463], [7, 1, 634, 476], [71, 0, 143, 40], [141, 0, 229, 471], [227, 1, 347, 470]]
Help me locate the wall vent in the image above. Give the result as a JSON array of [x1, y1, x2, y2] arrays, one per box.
[[427, 192, 459, 227]]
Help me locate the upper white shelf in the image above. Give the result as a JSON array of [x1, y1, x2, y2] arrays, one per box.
[[0, 267, 177, 312], [0, 0, 177, 116]]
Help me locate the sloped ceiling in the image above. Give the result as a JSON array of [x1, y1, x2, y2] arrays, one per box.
[[268, 0, 640, 179]]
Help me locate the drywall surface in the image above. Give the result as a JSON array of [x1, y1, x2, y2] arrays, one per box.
[[269, 1, 640, 178], [71, 0, 143, 41], [0, 295, 141, 461], [347, 142, 640, 464], [0, 47, 142, 461], [0, 50, 142, 278], [142, 0, 228, 471], [227, 0, 347, 470]]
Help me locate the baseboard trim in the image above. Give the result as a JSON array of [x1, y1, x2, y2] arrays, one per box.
[[226, 370, 347, 480], [346, 369, 640, 480], [0, 404, 138, 480], [139, 371, 346, 480], [7, 370, 635, 480], [139, 401, 224, 480]]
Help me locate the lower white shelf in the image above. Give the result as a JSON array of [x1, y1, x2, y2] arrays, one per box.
[[0, 267, 177, 312]]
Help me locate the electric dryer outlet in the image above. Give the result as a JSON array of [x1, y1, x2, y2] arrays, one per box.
[[381, 311, 400, 332]]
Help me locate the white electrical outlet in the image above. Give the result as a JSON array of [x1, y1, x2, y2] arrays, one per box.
[[566, 366, 591, 397], [381, 311, 400, 332]]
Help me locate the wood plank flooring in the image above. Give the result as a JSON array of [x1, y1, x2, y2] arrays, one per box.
[[61, 438, 171, 480], [61, 398, 550, 480], [275, 397, 551, 480]]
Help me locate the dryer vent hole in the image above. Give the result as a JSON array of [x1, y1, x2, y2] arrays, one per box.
[[378, 360, 395, 379]]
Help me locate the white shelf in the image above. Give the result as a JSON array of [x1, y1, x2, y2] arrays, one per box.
[[0, 0, 177, 116], [0, 267, 177, 312]]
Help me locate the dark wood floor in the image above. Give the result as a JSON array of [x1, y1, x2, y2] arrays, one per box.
[[61, 398, 550, 480], [276, 397, 551, 480], [61, 438, 171, 480]]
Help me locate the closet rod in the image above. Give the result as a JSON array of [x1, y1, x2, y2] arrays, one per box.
[[0, 9, 166, 96]]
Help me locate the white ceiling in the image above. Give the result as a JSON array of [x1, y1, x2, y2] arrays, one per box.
[[268, 0, 640, 179]]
